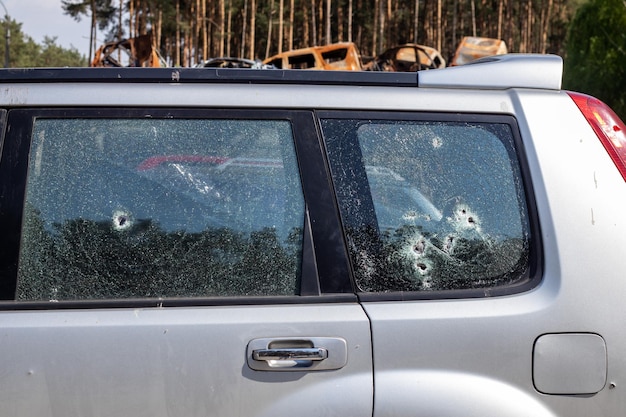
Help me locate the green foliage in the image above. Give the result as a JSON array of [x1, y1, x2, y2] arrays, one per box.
[[62, 0, 116, 31], [564, 0, 626, 120], [18, 205, 302, 301], [36, 37, 87, 67], [0, 18, 87, 67]]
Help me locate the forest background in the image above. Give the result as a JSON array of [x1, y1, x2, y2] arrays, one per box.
[[62, 0, 581, 67], [0, 0, 623, 118]]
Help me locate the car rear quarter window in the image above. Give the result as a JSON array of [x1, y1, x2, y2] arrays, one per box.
[[321, 113, 537, 297], [17, 117, 305, 301]]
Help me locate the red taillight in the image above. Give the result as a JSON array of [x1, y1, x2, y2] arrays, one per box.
[[568, 91, 626, 181]]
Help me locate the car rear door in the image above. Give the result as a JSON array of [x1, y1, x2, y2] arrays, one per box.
[[0, 108, 372, 417], [320, 110, 561, 416]]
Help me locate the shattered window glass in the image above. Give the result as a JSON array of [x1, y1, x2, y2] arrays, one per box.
[[322, 118, 531, 293], [17, 118, 305, 300]]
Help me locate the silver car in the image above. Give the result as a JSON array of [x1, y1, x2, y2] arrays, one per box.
[[0, 54, 624, 416]]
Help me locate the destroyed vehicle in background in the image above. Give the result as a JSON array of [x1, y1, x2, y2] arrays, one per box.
[[366, 44, 446, 71], [195, 57, 275, 69], [263, 42, 362, 70], [91, 34, 164, 68], [450, 36, 507, 66]]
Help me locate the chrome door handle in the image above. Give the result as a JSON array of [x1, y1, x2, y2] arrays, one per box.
[[247, 337, 347, 371], [252, 347, 328, 362]]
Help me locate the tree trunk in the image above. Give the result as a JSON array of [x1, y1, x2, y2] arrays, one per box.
[[194, 0, 200, 64], [303, 1, 310, 47], [541, 0, 553, 53], [413, 0, 419, 44], [129, 0, 134, 39], [372, 0, 379, 54], [279, 0, 284, 52], [250, 0, 256, 59], [319, 0, 324, 45], [117, 0, 123, 63], [289, 0, 294, 49], [338, 4, 343, 42], [452, 0, 457, 49], [241, 0, 248, 57], [184, 30, 191, 67], [378, 0, 384, 53], [136, 0, 143, 35], [422, 0, 430, 45], [175, 0, 181, 66], [89, 0, 96, 61], [471, 0, 476, 37], [205, 0, 210, 62], [266, 0, 274, 58], [220, 0, 226, 56], [506, 0, 513, 50], [348, 0, 353, 43], [311, 0, 317, 46], [386, 0, 391, 49], [326, 0, 331, 44], [523, 0, 533, 52], [497, 0, 503, 40], [436, 0, 441, 53], [156, 9, 162, 50], [227, 0, 232, 56]]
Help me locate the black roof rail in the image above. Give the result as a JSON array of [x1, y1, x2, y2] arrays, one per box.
[[0, 67, 419, 87], [0, 55, 562, 90]]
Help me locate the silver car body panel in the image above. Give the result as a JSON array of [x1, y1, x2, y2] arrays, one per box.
[[365, 90, 626, 416], [0, 304, 373, 417]]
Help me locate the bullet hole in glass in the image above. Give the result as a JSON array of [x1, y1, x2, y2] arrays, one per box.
[[112, 210, 133, 231], [412, 240, 425, 255]]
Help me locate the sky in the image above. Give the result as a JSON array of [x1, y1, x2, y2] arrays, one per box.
[[3, 0, 92, 58]]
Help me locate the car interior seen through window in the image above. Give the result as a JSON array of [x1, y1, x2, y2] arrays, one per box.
[[322, 115, 531, 294], [17, 118, 305, 301]]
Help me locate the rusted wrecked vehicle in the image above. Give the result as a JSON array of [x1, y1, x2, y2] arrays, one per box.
[[450, 36, 508, 66], [366, 44, 446, 71], [195, 57, 274, 69], [263, 42, 363, 70], [91, 34, 164, 68]]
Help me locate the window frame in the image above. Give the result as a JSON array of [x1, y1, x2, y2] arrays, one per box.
[[318, 110, 543, 301], [0, 108, 355, 309]]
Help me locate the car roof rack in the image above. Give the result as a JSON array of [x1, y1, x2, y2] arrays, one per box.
[[0, 66, 420, 87], [0, 54, 562, 90]]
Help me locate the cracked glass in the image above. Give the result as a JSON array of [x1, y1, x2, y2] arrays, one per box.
[[17, 118, 305, 300], [322, 118, 531, 293]]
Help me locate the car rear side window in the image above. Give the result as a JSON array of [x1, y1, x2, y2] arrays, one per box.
[[322, 114, 535, 296], [17, 117, 305, 301]]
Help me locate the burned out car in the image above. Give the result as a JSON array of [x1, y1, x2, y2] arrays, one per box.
[[450, 36, 508, 66], [195, 57, 275, 69], [366, 43, 446, 71], [263, 42, 363, 70], [0, 54, 625, 417]]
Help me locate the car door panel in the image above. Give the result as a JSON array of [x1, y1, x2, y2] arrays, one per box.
[[0, 108, 373, 416], [320, 110, 552, 416], [0, 304, 372, 417]]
